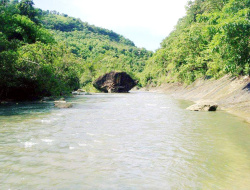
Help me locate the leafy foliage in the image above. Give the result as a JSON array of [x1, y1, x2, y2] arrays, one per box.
[[0, 1, 80, 100], [40, 11, 135, 46], [142, 0, 249, 85], [39, 12, 152, 90], [1, 0, 247, 100], [0, 0, 152, 100]]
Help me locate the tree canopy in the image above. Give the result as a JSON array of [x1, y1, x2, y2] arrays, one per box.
[[0, 0, 248, 100], [141, 0, 249, 85], [0, 0, 152, 100]]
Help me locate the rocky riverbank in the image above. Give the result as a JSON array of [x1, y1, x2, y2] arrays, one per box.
[[146, 75, 250, 123]]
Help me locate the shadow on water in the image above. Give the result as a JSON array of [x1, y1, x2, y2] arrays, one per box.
[[0, 101, 55, 116], [0, 94, 95, 117]]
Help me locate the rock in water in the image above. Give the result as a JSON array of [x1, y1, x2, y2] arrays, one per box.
[[93, 71, 137, 93], [54, 101, 73, 108], [187, 102, 218, 111]]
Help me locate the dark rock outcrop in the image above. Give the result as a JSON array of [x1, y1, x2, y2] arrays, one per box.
[[93, 71, 137, 93]]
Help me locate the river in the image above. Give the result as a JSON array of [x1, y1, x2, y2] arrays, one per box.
[[0, 92, 249, 189]]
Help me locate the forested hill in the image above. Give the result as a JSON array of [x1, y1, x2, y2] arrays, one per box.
[[39, 11, 152, 91], [41, 11, 135, 46], [140, 0, 249, 86], [0, 0, 152, 101], [1, 0, 248, 101]]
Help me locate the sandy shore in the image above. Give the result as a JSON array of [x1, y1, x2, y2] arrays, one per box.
[[146, 75, 250, 124]]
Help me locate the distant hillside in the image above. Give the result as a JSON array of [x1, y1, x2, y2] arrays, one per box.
[[40, 11, 135, 46], [40, 11, 153, 90]]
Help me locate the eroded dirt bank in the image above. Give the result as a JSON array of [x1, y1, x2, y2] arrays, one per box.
[[148, 75, 250, 123]]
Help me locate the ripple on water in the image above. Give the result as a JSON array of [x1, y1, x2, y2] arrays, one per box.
[[78, 143, 87, 147], [40, 119, 52, 124], [86, 133, 95, 136], [41, 139, 54, 144], [23, 142, 37, 148], [0, 92, 249, 189]]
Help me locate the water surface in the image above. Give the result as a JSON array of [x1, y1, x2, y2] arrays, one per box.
[[0, 92, 249, 189]]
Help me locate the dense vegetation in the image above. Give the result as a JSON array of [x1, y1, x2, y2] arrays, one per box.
[[40, 12, 152, 91], [0, 0, 248, 100], [0, 0, 152, 100], [141, 0, 249, 85]]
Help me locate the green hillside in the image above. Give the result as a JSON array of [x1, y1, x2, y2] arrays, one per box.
[[0, 0, 248, 100], [141, 0, 249, 86], [40, 12, 152, 90], [41, 11, 135, 46]]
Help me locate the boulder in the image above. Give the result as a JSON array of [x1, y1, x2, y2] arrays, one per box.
[[93, 71, 137, 93], [54, 100, 73, 108], [187, 102, 218, 111], [72, 89, 85, 95], [77, 89, 85, 93]]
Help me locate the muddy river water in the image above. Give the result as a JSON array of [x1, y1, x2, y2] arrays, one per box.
[[0, 92, 249, 189]]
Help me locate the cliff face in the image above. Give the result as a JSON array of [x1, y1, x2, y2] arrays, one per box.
[[150, 76, 250, 123]]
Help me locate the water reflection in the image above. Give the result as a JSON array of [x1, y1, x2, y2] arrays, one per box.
[[0, 101, 54, 116]]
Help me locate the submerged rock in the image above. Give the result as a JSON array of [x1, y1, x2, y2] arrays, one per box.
[[54, 100, 73, 108], [93, 71, 137, 93], [187, 102, 218, 111]]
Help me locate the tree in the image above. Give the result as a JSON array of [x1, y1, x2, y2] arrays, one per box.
[[142, 0, 249, 85], [18, 0, 38, 23]]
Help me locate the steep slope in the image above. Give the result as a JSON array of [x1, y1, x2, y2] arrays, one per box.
[[139, 0, 249, 122], [150, 75, 250, 123], [141, 0, 249, 86]]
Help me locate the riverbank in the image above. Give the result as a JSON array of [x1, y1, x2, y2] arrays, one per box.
[[145, 75, 250, 123]]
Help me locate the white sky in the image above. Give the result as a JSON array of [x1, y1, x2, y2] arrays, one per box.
[[33, 0, 189, 51]]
